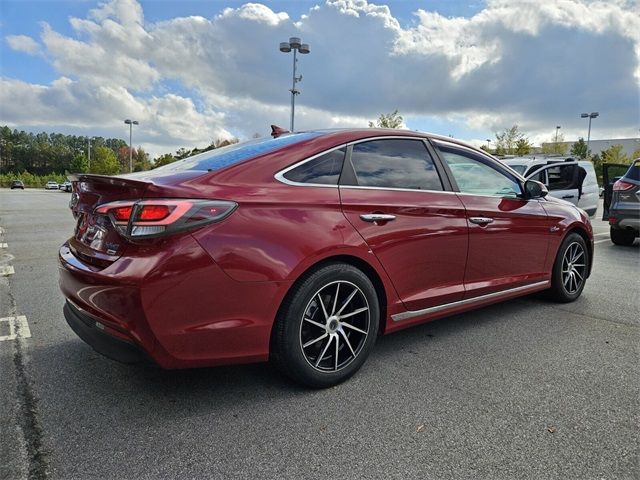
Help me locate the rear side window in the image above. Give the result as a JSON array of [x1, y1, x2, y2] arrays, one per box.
[[283, 148, 345, 185], [625, 161, 640, 181], [153, 132, 322, 172], [347, 139, 443, 191]]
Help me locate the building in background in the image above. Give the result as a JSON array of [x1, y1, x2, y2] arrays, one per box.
[[541, 138, 640, 157]]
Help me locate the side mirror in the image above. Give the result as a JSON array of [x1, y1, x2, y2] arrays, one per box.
[[524, 180, 548, 199]]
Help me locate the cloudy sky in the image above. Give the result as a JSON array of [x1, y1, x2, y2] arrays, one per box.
[[1, 0, 638, 157]]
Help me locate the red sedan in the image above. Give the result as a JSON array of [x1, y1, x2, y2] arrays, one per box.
[[59, 129, 593, 387]]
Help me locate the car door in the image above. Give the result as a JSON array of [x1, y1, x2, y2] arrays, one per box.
[[526, 163, 581, 206], [602, 163, 631, 220], [432, 140, 552, 298], [339, 137, 469, 311]]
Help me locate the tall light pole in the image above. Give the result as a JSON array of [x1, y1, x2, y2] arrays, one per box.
[[580, 112, 598, 158], [486, 139, 491, 151], [124, 119, 138, 172], [87, 137, 91, 171], [279, 37, 310, 132], [555, 125, 561, 143]]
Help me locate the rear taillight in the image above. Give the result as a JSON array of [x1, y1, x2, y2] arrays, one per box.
[[95, 199, 237, 239], [613, 180, 634, 191]]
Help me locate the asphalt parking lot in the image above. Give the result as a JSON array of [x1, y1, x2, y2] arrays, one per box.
[[1, 189, 638, 480]]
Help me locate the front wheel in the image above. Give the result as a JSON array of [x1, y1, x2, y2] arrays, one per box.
[[271, 263, 379, 388], [548, 233, 589, 303]]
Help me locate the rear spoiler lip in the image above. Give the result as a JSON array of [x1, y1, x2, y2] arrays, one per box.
[[69, 174, 152, 189]]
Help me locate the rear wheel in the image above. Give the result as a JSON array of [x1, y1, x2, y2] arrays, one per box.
[[610, 227, 636, 246], [548, 233, 589, 303], [271, 263, 379, 388]]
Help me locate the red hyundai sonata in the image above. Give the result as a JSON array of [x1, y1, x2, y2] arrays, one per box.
[[59, 129, 593, 387]]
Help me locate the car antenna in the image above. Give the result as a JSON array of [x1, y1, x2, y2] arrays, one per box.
[[271, 125, 290, 138]]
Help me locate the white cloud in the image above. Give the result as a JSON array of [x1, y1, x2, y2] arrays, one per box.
[[5, 35, 41, 55], [1, 0, 638, 157]]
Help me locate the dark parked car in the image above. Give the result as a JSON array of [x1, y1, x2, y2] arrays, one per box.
[[603, 160, 640, 245], [59, 129, 594, 387], [10, 180, 24, 190]]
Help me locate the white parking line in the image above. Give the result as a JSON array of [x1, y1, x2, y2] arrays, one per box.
[[0, 265, 15, 276], [0, 243, 7, 248], [0, 316, 32, 341], [593, 232, 609, 237], [594, 238, 611, 245]]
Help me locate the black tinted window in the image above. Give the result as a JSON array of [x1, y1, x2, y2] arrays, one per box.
[[348, 139, 443, 190], [283, 148, 345, 185], [624, 162, 640, 181]]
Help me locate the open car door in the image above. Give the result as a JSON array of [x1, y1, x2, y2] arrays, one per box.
[[525, 162, 581, 206], [602, 163, 630, 220]]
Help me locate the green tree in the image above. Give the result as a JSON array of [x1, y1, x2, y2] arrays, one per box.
[[570, 138, 589, 159], [133, 147, 152, 172], [600, 144, 630, 165], [631, 146, 640, 160], [494, 125, 527, 155], [541, 133, 567, 155], [514, 138, 533, 155], [91, 146, 120, 175], [153, 153, 176, 168], [369, 110, 403, 129], [70, 154, 89, 173]]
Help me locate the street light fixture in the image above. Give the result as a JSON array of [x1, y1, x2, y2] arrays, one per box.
[[279, 36, 310, 131], [555, 126, 561, 143], [486, 139, 491, 150], [580, 112, 599, 158], [124, 119, 139, 172]]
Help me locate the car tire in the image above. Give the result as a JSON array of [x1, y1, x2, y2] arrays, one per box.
[[548, 232, 589, 303], [610, 227, 636, 246], [271, 262, 379, 388]]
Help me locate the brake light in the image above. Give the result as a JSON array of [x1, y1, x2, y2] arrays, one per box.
[[613, 180, 634, 191], [112, 206, 133, 221], [95, 199, 237, 239]]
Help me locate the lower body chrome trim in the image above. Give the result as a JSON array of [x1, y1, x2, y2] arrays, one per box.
[[391, 280, 550, 322]]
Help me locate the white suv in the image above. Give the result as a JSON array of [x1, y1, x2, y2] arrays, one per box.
[[501, 157, 599, 217], [45, 181, 59, 190]]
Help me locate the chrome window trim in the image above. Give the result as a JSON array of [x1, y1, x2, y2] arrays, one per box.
[[338, 185, 457, 195], [274, 144, 346, 188], [391, 280, 550, 322]]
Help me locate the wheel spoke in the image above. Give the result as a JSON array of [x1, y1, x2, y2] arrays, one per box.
[[338, 306, 368, 320], [304, 317, 326, 329], [303, 332, 328, 349], [315, 335, 333, 367], [563, 272, 571, 287], [339, 329, 356, 357], [331, 283, 340, 316], [334, 333, 339, 371], [316, 293, 329, 321], [341, 321, 367, 335], [336, 288, 358, 316], [574, 268, 583, 281], [572, 249, 584, 262]]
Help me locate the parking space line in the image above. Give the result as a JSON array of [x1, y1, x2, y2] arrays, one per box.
[[593, 232, 609, 237], [0, 243, 7, 248], [0, 265, 15, 276], [0, 316, 32, 341], [594, 238, 611, 245]]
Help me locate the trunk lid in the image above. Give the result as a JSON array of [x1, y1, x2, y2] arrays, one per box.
[[67, 172, 206, 267]]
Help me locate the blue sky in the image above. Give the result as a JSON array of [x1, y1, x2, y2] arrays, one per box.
[[0, 0, 637, 156]]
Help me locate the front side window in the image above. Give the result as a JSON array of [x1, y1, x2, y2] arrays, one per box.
[[347, 139, 443, 191], [437, 145, 521, 197], [283, 148, 345, 185]]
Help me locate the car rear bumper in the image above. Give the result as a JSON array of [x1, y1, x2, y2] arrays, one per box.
[[64, 301, 149, 363], [59, 234, 286, 369]]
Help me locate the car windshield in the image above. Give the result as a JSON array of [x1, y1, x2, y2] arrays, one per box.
[[624, 161, 640, 181], [153, 132, 323, 173], [508, 165, 527, 174]]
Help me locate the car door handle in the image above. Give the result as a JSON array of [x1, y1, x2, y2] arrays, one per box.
[[469, 217, 494, 225], [360, 214, 396, 222], [562, 195, 575, 199]]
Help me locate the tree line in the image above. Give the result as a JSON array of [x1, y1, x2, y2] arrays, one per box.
[[0, 125, 238, 178]]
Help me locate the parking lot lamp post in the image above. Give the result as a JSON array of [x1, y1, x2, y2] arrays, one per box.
[[124, 119, 139, 172], [555, 126, 561, 143], [87, 137, 91, 171], [580, 112, 598, 158], [279, 37, 310, 132]]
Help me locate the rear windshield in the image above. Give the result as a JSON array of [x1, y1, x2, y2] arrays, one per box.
[[624, 161, 640, 181], [154, 132, 322, 172], [508, 165, 527, 175]]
